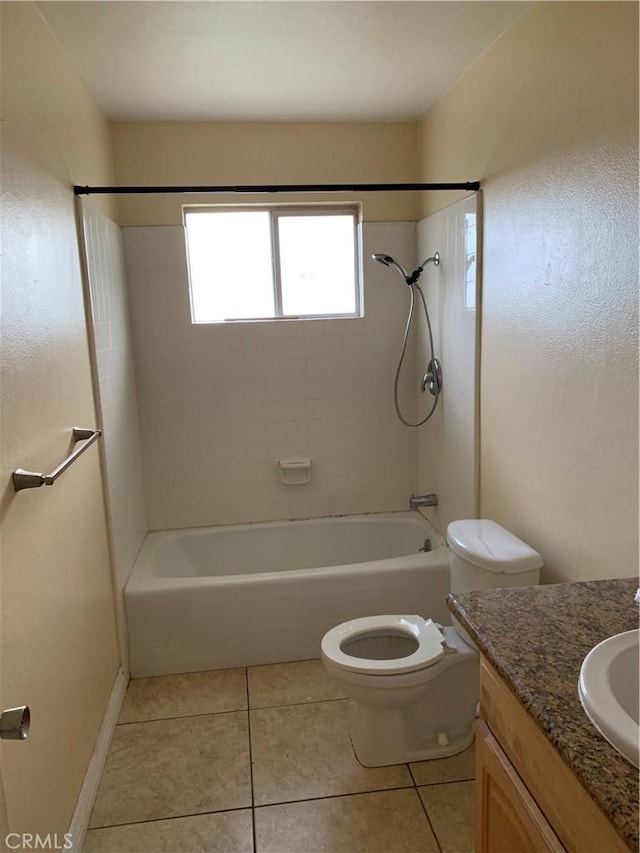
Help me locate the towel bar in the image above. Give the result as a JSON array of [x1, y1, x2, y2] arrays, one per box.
[[12, 427, 102, 492]]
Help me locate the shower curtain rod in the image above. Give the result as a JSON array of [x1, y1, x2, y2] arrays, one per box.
[[73, 181, 480, 196]]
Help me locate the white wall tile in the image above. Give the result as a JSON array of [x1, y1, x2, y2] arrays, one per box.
[[80, 201, 147, 666], [123, 222, 418, 529], [415, 196, 479, 534]]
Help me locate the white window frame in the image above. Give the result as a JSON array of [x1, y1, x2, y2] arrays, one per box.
[[183, 205, 362, 323]]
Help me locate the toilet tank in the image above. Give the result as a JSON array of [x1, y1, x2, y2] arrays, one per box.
[[447, 519, 543, 594]]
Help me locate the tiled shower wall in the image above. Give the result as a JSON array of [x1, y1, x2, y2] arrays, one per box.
[[80, 201, 147, 662], [123, 222, 419, 530], [414, 195, 479, 532]]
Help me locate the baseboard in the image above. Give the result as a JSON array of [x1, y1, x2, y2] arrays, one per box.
[[68, 667, 127, 850]]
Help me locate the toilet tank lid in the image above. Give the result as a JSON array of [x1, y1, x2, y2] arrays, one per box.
[[447, 519, 543, 573]]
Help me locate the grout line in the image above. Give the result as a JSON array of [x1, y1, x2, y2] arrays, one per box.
[[88, 783, 427, 833], [253, 783, 417, 811], [87, 804, 253, 831], [87, 778, 473, 834], [116, 695, 348, 727], [247, 657, 322, 672], [248, 696, 347, 712], [245, 671, 258, 853], [116, 707, 249, 726], [409, 763, 444, 852], [408, 762, 475, 788], [412, 781, 444, 853], [416, 776, 476, 787]]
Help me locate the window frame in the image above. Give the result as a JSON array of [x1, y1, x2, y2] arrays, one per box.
[[183, 204, 362, 324]]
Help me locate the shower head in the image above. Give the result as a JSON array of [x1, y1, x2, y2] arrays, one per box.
[[371, 253, 409, 280]]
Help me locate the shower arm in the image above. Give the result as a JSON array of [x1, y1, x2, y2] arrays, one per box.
[[405, 253, 441, 286]]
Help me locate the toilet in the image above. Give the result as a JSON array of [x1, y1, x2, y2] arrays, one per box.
[[321, 519, 543, 767]]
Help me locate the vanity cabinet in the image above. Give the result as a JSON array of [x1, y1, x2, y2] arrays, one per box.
[[476, 720, 563, 852], [476, 658, 630, 853]]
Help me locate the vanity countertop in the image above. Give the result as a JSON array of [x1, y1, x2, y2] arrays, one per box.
[[447, 577, 639, 852]]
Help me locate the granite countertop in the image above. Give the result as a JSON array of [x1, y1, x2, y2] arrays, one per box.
[[448, 577, 639, 852]]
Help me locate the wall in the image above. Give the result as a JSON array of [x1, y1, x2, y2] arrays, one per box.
[[0, 2, 120, 839], [418, 2, 638, 581], [110, 121, 420, 225], [415, 195, 480, 534], [79, 201, 147, 668], [123, 222, 419, 529]]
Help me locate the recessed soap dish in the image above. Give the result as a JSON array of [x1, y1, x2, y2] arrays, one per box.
[[279, 458, 312, 485]]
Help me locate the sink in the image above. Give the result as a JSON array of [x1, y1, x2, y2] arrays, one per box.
[[578, 629, 639, 768]]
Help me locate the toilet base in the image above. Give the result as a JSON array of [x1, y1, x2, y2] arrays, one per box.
[[350, 703, 476, 767], [351, 726, 475, 767]]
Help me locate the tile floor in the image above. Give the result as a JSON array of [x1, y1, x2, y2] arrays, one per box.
[[85, 660, 475, 852]]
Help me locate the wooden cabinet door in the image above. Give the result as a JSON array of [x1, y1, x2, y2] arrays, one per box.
[[476, 721, 565, 853]]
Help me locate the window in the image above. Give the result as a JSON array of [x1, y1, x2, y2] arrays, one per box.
[[184, 207, 361, 323], [464, 212, 477, 310]]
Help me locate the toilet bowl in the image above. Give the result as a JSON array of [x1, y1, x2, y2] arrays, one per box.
[[321, 519, 543, 767]]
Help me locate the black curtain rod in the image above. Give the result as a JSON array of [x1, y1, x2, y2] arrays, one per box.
[[74, 181, 480, 196]]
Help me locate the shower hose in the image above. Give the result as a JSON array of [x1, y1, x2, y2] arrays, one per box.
[[394, 281, 440, 428]]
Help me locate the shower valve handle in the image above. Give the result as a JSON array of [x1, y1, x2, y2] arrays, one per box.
[[422, 359, 442, 397]]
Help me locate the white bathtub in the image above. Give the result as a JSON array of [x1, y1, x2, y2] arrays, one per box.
[[125, 512, 451, 676]]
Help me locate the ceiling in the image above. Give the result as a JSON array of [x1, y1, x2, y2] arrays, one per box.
[[37, 1, 526, 122]]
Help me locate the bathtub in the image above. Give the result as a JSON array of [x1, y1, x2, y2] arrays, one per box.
[[124, 511, 451, 676]]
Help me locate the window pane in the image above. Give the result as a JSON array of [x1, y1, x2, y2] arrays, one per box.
[[278, 215, 357, 316], [464, 212, 477, 310], [186, 211, 274, 322]]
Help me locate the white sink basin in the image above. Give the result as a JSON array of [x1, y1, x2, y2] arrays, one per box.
[[578, 629, 639, 768]]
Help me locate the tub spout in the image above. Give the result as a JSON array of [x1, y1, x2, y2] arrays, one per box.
[[410, 493, 438, 510]]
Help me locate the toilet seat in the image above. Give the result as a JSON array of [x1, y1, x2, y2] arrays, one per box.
[[321, 615, 446, 675]]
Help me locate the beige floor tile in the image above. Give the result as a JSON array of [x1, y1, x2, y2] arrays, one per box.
[[119, 668, 247, 723], [410, 744, 476, 785], [248, 659, 346, 708], [418, 780, 476, 853], [250, 700, 412, 806], [84, 810, 253, 852], [90, 713, 251, 827], [255, 789, 439, 853]]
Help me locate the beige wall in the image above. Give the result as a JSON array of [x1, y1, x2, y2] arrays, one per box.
[[419, 2, 639, 582], [0, 2, 120, 838], [111, 121, 420, 225]]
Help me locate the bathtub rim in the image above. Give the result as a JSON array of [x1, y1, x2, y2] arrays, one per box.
[[125, 510, 447, 592]]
